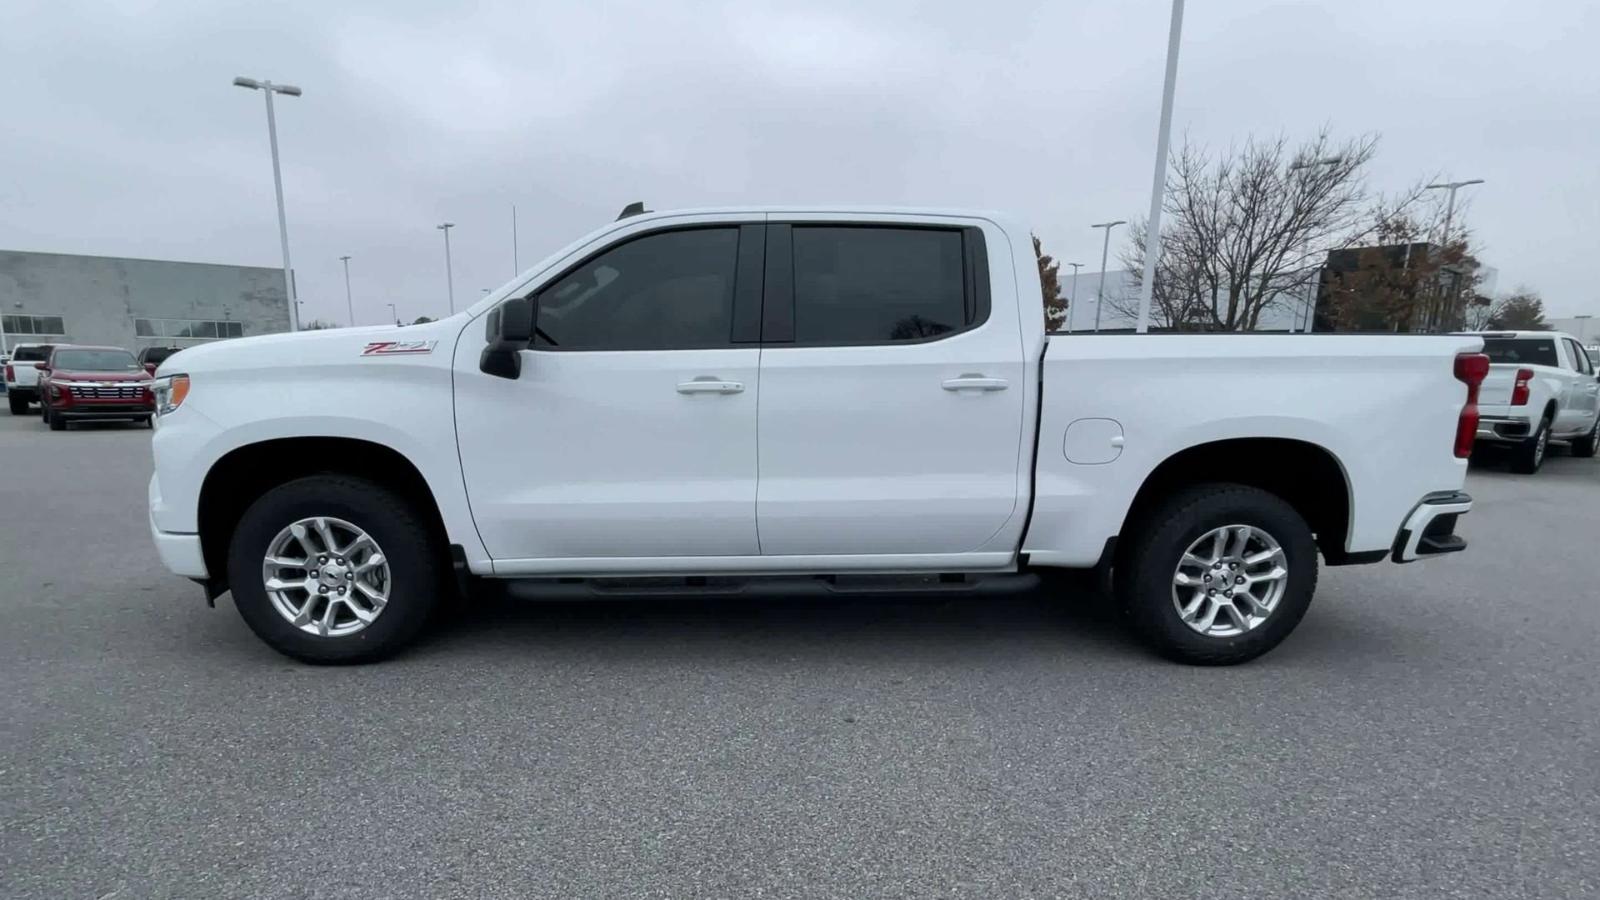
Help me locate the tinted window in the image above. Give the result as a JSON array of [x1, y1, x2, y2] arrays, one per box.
[[791, 227, 967, 344], [1481, 338, 1558, 368], [13, 346, 53, 362], [141, 347, 180, 365], [534, 228, 739, 350], [53, 349, 139, 371], [1568, 340, 1593, 375]]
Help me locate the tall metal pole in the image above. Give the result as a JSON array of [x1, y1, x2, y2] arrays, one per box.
[[1067, 262, 1084, 333], [1286, 158, 1341, 333], [261, 88, 298, 332], [512, 205, 520, 274], [386, 302, 398, 326], [437, 223, 456, 314], [340, 256, 354, 326], [1091, 221, 1126, 332], [234, 76, 303, 332], [1425, 179, 1483, 331], [1135, 0, 1185, 335]]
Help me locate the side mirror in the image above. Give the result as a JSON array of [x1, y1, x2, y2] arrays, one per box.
[[479, 296, 535, 379], [143, 363, 157, 375], [34, 362, 48, 371]]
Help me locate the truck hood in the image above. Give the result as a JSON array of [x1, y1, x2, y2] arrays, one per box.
[[154, 316, 468, 377]]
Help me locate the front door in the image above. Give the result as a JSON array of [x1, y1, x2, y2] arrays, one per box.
[[754, 221, 1027, 556], [455, 222, 765, 565]]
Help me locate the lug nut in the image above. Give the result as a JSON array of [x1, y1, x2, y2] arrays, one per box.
[[1235, 576, 1245, 585], [337, 587, 346, 596], [345, 572, 353, 580], [1203, 574, 1212, 583], [318, 556, 328, 565], [318, 585, 328, 594], [1207, 589, 1216, 596], [336, 557, 345, 565]]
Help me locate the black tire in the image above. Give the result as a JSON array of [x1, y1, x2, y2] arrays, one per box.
[[226, 475, 445, 664], [8, 393, 26, 415], [1115, 484, 1318, 666], [1509, 415, 1551, 474], [46, 407, 65, 431], [1572, 415, 1599, 459]]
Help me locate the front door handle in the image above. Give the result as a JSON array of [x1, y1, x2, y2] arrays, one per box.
[[942, 374, 1009, 392], [677, 376, 745, 395]]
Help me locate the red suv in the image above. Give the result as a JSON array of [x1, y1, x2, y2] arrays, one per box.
[[37, 345, 156, 431]]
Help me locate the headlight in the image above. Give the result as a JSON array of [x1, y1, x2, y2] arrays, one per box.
[[154, 374, 190, 415]]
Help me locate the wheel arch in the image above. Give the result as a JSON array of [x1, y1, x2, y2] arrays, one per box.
[[1119, 437, 1356, 563], [197, 437, 451, 583]]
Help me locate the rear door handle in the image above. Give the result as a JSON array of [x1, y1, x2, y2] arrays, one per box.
[[676, 376, 744, 395], [942, 374, 1009, 392]]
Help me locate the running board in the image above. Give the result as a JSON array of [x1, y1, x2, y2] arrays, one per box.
[[494, 572, 1039, 601]]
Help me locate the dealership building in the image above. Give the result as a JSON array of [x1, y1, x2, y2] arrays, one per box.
[[0, 249, 291, 353]]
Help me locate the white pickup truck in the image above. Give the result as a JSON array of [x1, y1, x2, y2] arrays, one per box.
[[148, 206, 1486, 666], [1470, 330, 1600, 472], [5, 343, 57, 414]]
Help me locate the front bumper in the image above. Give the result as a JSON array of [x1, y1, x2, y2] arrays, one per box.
[[56, 403, 155, 420], [149, 507, 209, 579], [1392, 491, 1472, 563]]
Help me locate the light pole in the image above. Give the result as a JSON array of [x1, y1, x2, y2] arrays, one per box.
[[1066, 262, 1084, 332], [437, 223, 456, 314], [1134, 0, 1185, 334], [1426, 179, 1484, 248], [385, 302, 398, 326], [1426, 179, 1484, 330], [339, 255, 354, 326], [1091, 221, 1126, 332], [512, 205, 520, 275], [232, 76, 303, 332], [1288, 157, 1342, 332]]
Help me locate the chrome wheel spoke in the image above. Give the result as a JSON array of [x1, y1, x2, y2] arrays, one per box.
[[263, 516, 392, 638], [1172, 524, 1289, 638]]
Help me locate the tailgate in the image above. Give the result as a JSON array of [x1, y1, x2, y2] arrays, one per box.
[[1478, 366, 1518, 407]]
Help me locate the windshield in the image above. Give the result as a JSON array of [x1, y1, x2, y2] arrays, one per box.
[[13, 345, 53, 362], [52, 349, 140, 371], [1587, 346, 1599, 367], [1481, 337, 1558, 368]]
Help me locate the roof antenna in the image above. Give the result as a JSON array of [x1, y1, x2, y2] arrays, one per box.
[[616, 201, 648, 221]]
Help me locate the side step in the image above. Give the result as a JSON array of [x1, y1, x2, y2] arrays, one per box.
[[494, 572, 1039, 601]]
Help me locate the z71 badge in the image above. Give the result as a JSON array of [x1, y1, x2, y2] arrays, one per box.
[[361, 340, 437, 356]]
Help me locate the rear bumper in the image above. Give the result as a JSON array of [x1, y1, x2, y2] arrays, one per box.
[[1392, 491, 1472, 563], [6, 385, 38, 400], [1475, 415, 1532, 443]]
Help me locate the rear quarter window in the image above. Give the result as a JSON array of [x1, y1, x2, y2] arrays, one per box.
[[13, 346, 52, 362]]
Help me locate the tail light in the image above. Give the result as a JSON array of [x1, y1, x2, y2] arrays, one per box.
[[1511, 368, 1533, 406], [3, 365, 12, 382], [1454, 352, 1490, 458]]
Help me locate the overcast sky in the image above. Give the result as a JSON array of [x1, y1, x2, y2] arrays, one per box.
[[1, 0, 1596, 324]]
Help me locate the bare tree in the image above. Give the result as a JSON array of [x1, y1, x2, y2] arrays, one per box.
[[1112, 129, 1428, 331], [1033, 235, 1067, 331], [1486, 289, 1549, 330]]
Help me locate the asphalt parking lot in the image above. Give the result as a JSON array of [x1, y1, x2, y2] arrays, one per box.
[[2, 413, 1596, 899]]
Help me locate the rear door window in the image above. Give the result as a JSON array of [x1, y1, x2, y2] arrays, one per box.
[[13, 346, 52, 362], [788, 226, 974, 344], [1481, 338, 1559, 368]]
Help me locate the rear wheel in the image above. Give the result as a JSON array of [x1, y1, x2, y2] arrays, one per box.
[[1572, 415, 1599, 459], [8, 393, 26, 415], [226, 475, 445, 664], [1116, 484, 1318, 665], [1509, 415, 1551, 473]]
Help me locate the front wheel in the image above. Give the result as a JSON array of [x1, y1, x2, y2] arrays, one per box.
[[1509, 416, 1551, 474], [226, 475, 446, 664], [46, 406, 65, 431], [1116, 484, 1318, 665]]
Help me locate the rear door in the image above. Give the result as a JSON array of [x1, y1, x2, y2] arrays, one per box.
[[1564, 338, 1600, 428], [754, 219, 1026, 556]]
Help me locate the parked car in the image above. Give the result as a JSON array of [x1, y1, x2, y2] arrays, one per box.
[[38, 345, 156, 430], [136, 345, 184, 373], [149, 206, 1484, 666], [5, 343, 57, 414], [1469, 330, 1600, 471]]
